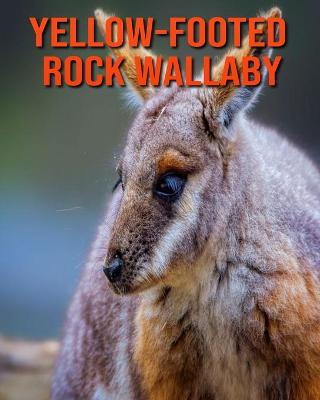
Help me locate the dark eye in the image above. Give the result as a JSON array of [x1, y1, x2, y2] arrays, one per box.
[[154, 173, 186, 201]]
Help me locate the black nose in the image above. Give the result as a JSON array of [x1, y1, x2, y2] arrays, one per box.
[[103, 255, 124, 283]]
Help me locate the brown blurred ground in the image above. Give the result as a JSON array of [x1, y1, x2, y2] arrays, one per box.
[[0, 336, 58, 400]]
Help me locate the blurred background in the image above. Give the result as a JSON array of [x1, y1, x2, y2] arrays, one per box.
[[1, 0, 319, 342]]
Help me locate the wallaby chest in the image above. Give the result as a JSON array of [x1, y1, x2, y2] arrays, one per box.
[[133, 281, 270, 400]]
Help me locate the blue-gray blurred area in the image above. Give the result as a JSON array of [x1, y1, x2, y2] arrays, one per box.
[[0, 0, 319, 339]]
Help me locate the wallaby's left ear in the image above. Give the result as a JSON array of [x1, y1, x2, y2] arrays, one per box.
[[201, 7, 282, 137]]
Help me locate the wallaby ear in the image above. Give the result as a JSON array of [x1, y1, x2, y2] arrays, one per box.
[[202, 7, 282, 136], [95, 9, 156, 104]]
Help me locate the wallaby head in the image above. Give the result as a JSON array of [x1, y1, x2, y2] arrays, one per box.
[[96, 7, 281, 295]]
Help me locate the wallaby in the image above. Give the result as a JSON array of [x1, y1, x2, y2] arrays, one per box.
[[52, 6, 320, 400]]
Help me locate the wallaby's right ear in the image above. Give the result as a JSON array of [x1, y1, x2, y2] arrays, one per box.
[[95, 9, 156, 104]]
